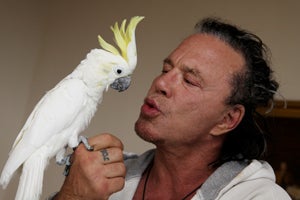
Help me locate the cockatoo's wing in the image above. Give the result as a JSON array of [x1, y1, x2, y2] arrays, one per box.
[[14, 78, 87, 149], [1, 78, 88, 186]]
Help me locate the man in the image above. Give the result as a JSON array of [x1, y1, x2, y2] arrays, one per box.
[[52, 18, 291, 199]]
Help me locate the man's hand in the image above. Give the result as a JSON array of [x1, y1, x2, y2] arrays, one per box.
[[55, 133, 126, 200]]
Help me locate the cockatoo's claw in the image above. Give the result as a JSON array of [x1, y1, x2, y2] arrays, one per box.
[[64, 167, 69, 176], [56, 153, 71, 166], [63, 165, 71, 176], [63, 154, 72, 176], [56, 159, 65, 166], [79, 135, 94, 151]]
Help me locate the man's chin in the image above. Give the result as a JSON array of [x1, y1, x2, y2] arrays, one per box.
[[134, 119, 156, 143]]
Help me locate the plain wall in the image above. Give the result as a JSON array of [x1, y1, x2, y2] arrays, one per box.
[[1, 0, 299, 199]]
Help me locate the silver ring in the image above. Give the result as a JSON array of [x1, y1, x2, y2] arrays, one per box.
[[100, 149, 110, 161]]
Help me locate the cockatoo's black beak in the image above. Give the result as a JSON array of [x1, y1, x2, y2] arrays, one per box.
[[110, 76, 131, 92]]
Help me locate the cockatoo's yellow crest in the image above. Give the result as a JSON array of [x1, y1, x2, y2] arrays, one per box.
[[98, 16, 144, 62]]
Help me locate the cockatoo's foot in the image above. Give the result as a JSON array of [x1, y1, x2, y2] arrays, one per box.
[[79, 135, 94, 151], [56, 157, 66, 166], [56, 147, 68, 165], [56, 153, 71, 166], [62, 154, 72, 176], [62, 136, 93, 176]]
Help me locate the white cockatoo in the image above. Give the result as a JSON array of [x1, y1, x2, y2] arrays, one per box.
[[0, 16, 144, 200]]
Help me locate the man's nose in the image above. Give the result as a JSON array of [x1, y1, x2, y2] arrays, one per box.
[[154, 70, 178, 97]]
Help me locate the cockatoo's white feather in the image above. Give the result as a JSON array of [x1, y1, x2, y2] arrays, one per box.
[[0, 16, 144, 200]]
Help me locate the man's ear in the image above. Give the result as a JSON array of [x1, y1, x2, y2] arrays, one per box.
[[210, 105, 245, 136]]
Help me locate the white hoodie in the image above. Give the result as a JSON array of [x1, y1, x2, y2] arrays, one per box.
[[110, 150, 291, 200]]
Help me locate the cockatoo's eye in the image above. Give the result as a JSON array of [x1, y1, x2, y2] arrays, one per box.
[[113, 66, 124, 76]]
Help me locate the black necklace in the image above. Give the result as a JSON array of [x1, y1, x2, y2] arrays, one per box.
[[142, 162, 203, 200]]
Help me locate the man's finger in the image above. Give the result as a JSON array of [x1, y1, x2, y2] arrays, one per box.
[[89, 133, 124, 151], [107, 176, 126, 195], [103, 162, 126, 178], [99, 147, 123, 164]]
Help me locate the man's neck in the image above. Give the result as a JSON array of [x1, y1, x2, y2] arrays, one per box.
[[141, 143, 221, 199], [153, 144, 219, 184]]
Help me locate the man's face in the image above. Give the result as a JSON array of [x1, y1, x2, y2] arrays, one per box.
[[135, 34, 245, 147]]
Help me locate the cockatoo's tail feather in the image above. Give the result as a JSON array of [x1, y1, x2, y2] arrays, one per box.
[[98, 16, 144, 62]]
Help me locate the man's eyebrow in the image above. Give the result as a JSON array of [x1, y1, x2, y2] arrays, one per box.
[[163, 58, 203, 79], [183, 65, 205, 84], [163, 58, 173, 65], [183, 65, 201, 77]]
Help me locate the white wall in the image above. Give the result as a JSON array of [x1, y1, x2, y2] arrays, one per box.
[[1, 0, 299, 199]]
